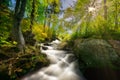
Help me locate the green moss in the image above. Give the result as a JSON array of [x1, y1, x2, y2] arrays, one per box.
[[73, 39, 120, 70]]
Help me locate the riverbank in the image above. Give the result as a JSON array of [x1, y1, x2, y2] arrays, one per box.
[[0, 45, 49, 80]]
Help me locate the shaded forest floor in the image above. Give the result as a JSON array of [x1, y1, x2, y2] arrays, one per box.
[[0, 45, 50, 80]]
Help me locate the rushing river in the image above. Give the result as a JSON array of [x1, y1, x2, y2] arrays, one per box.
[[21, 40, 86, 80]]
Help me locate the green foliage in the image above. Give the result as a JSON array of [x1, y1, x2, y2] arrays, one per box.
[[26, 0, 60, 24], [21, 18, 31, 32], [0, 5, 13, 47], [32, 24, 47, 41], [58, 32, 71, 41], [32, 23, 57, 41], [90, 15, 108, 36], [0, 0, 11, 7], [74, 0, 90, 17], [71, 13, 120, 40], [67, 0, 120, 41]]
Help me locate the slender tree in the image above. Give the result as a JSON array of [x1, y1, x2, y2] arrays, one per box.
[[30, 0, 36, 30], [104, 0, 107, 20], [43, 0, 48, 32], [12, 0, 27, 52], [114, 0, 118, 29]]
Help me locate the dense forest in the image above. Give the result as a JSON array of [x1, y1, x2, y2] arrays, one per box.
[[0, 0, 120, 80]]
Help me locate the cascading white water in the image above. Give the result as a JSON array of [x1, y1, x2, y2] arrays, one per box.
[[21, 40, 86, 80]]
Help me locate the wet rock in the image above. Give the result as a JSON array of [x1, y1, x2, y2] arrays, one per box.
[[43, 43, 52, 46], [42, 46, 48, 50]]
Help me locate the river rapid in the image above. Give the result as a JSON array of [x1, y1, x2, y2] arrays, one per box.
[[21, 40, 86, 80]]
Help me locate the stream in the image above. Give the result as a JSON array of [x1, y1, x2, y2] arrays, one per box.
[[21, 40, 86, 80]]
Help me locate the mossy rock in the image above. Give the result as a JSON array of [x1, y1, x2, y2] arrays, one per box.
[[73, 39, 120, 69]]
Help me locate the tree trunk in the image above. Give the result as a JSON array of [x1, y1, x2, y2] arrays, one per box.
[[30, 0, 36, 31], [12, 0, 27, 52], [115, 1, 118, 29], [43, 6, 47, 32], [104, 0, 107, 20]]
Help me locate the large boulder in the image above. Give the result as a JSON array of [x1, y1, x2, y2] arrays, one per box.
[[73, 39, 120, 80]]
